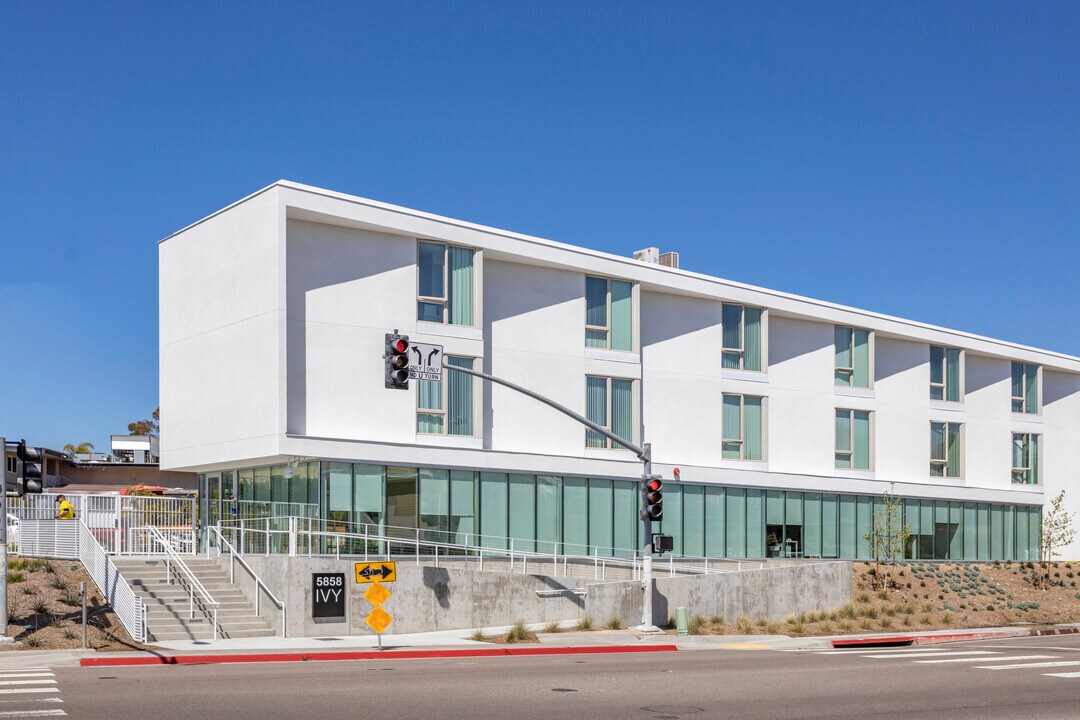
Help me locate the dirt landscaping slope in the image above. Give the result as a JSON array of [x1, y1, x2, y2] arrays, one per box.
[[3, 555, 156, 651]]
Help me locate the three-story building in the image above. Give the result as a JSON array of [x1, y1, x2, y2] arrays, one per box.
[[160, 181, 1080, 560]]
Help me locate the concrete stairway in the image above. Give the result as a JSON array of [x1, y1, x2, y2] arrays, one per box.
[[111, 557, 277, 642]]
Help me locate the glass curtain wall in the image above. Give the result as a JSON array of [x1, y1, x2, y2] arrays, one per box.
[[224, 462, 1043, 562]]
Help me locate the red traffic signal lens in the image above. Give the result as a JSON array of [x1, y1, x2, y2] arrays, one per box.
[[646, 478, 662, 492], [394, 338, 409, 353]]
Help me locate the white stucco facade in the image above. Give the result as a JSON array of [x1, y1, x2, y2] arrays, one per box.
[[160, 181, 1080, 559]]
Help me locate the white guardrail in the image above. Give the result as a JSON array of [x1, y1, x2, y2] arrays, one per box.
[[17, 519, 146, 643], [216, 516, 764, 581], [144, 525, 220, 640]]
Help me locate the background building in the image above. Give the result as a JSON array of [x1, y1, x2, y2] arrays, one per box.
[[160, 181, 1080, 560]]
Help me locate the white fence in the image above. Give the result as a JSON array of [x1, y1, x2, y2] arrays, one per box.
[[17, 519, 146, 643], [9, 494, 196, 555]]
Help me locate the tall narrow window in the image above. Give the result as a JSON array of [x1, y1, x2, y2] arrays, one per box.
[[930, 346, 962, 401], [585, 277, 633, 351], [417, 356, 475, 436], [835, 327, 871, 388], [1012, 433, 1040, 484], [417, 242, 475, 326], [1011, 362, 1039, 414], [722, 304, 763, 371], [585, 376, 633, 448], [721, 394, 764, 460], [930, 422, 963, 477], [835, 410, 871, 469]]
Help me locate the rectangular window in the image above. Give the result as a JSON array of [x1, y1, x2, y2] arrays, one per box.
[[721, 394, 764, 460], [835, 409, 871, 470], [585, 376, 634, 448], [722, 304, 763, 371], [835, 327, 870, 388], [930, 422, 963, 477], [585, 277, 632, 351], [417, 356, 475, 436], [1012, 433, 1040, 484], [417, 241, 475, 325], [930, 346, 962, 402], [1011, 362, 1039, 414]]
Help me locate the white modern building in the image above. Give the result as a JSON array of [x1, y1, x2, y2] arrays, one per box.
[[160, 181, 1080, 560]]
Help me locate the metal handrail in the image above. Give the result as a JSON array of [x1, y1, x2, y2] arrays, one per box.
[[216, 517, 765, 580], [210, 526, 287, 638], [145, 525, 220, 640]]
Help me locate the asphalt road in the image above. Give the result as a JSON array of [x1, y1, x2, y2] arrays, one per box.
[[36, 635, 1080, 719]]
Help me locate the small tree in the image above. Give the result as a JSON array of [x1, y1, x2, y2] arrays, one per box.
[[128, 406, 160, 437], [63, 441, 94, 455], [864, 484, 911, 591], [1040, 490, 1075, 590]]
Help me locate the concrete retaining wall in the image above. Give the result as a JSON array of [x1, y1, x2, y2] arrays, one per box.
[[220, 556, 852, 636]]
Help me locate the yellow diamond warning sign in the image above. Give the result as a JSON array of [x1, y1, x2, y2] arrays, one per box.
[[366, 606, 393, 634], [364, 581, 391, 607]]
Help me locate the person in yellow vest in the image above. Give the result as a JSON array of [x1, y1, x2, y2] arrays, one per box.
[[54, 495, 75, 520]]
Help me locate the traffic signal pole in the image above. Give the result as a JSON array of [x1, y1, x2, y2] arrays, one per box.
[[446, 365, 661, 632]]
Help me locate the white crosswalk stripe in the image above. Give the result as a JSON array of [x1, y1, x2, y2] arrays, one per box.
[[979, 660, 1080, 670], [916, 655, 1058, 664], [0, 671, 66, 715], [862, 650, 1000, 659], [799, 645, 1080, 681]]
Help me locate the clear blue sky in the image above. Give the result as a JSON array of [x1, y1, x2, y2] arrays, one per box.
[[2, 2, 1078, 453]]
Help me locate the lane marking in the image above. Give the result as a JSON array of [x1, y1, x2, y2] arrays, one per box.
[[0, 690, 59, 696], [0, 676, 54, 680], [979, 661, 1080, 670], [0, 700, 61, 706], [0, 683, 55, 688], [0, 710, 66, 717], [1043, 672, 1080, 678], [863, 651, 999, 659], [723, 644, 770, 649], [916, 655, 1058, 664]]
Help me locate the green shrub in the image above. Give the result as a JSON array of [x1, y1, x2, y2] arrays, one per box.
[[688, 616, 706, 636], [470, 629, 487, 642], [736, 616, 753, 634], [505, 621, 531, 644], [710, 614, 725, 626], [6, 572, 25, 584], [764, 621, 780, 635], [543, 621, 562, 634], [941, 613, 953, 625], [576, 616, 593, 631], [606, 617, 623, 631]]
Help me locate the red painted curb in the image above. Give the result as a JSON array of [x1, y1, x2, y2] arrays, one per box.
[[79, 644, 679, 667]]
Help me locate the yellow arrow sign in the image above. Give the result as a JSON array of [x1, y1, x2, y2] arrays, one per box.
[[355, 561, 396, 584], [366, 606, 393, 634], [364, 581, 391, 607]]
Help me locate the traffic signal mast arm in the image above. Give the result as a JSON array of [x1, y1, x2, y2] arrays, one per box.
[[442, 359, 661, 631], [445, 363, 650, 463]]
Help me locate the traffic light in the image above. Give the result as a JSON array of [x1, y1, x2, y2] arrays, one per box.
[[642, 475, 663, 521], [385, 332, 411, 389], [17, 440, 44, 496]]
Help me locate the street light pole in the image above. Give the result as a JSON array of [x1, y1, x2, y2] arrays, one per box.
[[446, 365, 662, 631]]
